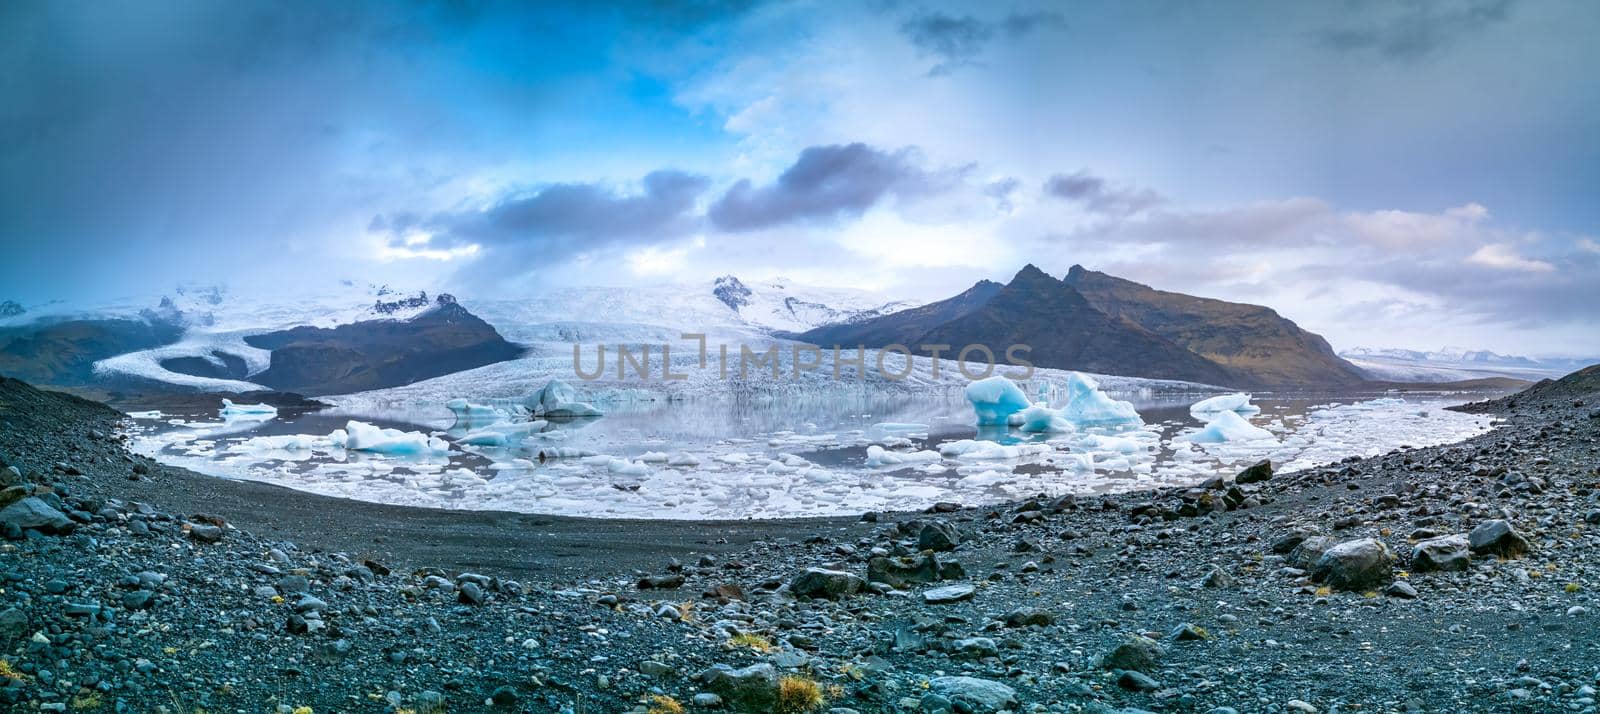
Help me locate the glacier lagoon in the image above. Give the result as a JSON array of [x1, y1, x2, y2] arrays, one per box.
[[126, 386, 1501, 520]]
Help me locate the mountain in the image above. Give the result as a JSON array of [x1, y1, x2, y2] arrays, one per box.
[[0, 314, 184, 386], [1063, 265, 1367, 387], [798, 279, 1004, 348], [709, 275, 920, 333], [1340, 345, 1598, 382], [239, 295, 522, 395], [799, 265, 1241, 386]]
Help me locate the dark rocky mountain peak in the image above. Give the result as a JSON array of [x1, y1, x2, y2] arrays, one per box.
[[713, 275, 752, 311]]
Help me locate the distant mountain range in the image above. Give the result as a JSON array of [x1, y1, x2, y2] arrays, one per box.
[[1340, 346, 1597, 382], [800, 264, 1368, 388], [6, 270, 1580, 398]]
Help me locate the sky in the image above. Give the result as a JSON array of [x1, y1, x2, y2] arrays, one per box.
[[2, 0, 1598, 355]]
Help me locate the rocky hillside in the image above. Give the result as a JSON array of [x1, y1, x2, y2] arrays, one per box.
[[799, 266, 1240, 386], [240, 295, 522, 395], [1063, 265, 1367, 387], [0, 315, 183, 386]]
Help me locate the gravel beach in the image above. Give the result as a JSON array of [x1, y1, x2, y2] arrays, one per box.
[[2, 369, 1598, 713]]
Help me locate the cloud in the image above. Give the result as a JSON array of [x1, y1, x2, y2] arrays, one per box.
[[1042, 171, 1166, 217], [1314, 0, 1515, 62], [707, 143, 968, 231], [1465, 242, 1555, 272], [899, 10, 1066, 74], [373, 170, 710, 270]]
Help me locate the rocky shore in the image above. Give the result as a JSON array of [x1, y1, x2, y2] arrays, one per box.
[[2, 369, 1598, 713]]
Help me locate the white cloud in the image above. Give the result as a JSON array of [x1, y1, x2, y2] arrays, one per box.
[[1465, 243, 1555, 272]]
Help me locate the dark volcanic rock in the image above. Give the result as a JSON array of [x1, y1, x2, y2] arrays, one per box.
[[789, 567, 864, 599], [1468, 520, 1531, 558]]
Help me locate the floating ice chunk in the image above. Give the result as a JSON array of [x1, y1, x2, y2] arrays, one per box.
[[125, 410, 164, 420], [340, 420, 450, 455], [1178, 410, 1275, 444], [607, 459, 649, 476], [865, 445, 942, 467], [964, 376, 1031, 426], [874, 422, 929, 433], [458, 420, 549, 447], [1058, 372, 1142, 426], [666, 452, 701, 467], [220, 399, 277, 416], [1017, 403, 1073, 433], [938, 439, 1051, 460], [446, 398, 506, 427], [525, 379, 604, 419], [1081, 434, 1151, 454], [639, 451, 669, 462], [1189, 392, 1260, 414]]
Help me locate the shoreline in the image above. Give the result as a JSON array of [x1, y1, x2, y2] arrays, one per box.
[[2, 371, 1596, 712]]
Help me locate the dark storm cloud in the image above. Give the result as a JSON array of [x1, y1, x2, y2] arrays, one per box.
[[375, 170, 710, 253], [899, 9, 1065, 74], [1314, 0, 1515, 61], [708, 143, 964, 231], [1042, 171, 1166, 217]]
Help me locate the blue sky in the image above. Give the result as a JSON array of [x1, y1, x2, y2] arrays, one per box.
[[2, 0, 1597, 354]]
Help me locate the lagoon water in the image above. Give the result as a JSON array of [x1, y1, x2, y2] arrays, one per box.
[[128, 388, 1501, 520]]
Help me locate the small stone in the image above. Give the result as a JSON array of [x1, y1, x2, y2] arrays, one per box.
[[923, 583, 976, 604]]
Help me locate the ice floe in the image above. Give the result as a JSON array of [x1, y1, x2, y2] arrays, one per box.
[[1189, 392, 1260, 414], [1177, 409, 1277, 444], [219, 399, 277, 416]]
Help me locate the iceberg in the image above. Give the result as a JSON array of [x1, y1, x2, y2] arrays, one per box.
[[1179, 410, 1275, 444], [1189, 392, 1260, 414], [1057, 373, 1142, 426], [535, 447, 599, 461], [525, 379, 604, 419], [964, 376, 1030, 426], [220, 399, 277, 416], [338, 420, 451, 455], [458, 420, 549, 447], [864, 445, 942, 467], [1017, 403, 1072, 433], [665, 452, 701, 467]]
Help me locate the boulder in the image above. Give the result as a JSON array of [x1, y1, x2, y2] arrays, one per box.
[[1312, 538, 1395, 591], [1236, 459, 1273, 484], [701, 663, 779, 712], [927, 676, 1017, 712], [789, 568, 864, 599], [1099, 635, 1164, 673], [918, 521, 963, 552], [0, 496, 75, 535], [1410, 534, 1471, 572], [1286, 535, 1340, 569], [1468, 520, 1531, 558], [867, 554, 942, 587]]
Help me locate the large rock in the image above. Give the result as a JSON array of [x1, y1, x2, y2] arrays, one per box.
[[867, 554, 942, 587], [1286, 535, 1340, 569], [1099, 635, 1164, 673], [700, 663, 779, 712], [0, 496, 74, 535], [789, 568, 864, 599], [1312, 538, 1395, 591], [1411, 534, 1471, 572], [918, 521, 963, 552], [1468, 520, 1531, 558], [1236, 459, 1273, 483], [927, 676, 1017, 712]]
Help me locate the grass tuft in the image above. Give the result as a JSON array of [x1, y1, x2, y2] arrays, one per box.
[[775, 675, 825, 714]]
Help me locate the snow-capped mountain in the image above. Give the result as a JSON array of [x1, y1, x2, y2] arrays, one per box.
[[1340, 345, 1595, 382]]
